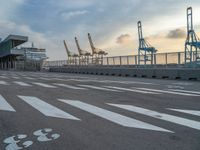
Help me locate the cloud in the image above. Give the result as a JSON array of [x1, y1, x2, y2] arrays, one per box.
[[166, 28, 186, 39], [1, 0, 200, 59], [116, 34, 132, 44], [61, 10, 89, 20]]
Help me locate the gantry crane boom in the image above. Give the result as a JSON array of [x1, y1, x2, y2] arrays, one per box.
[[75, 37, 91, 56], [137, 21, 157, 65], [88, 33, 107, 55], [63, 40, 78, 65], [63, 40, 71, 57], [63, 40, 78, 57], [185, 7, 200, 63]]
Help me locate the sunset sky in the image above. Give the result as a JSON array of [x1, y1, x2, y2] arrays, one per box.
[[0, 0, 200, 60]]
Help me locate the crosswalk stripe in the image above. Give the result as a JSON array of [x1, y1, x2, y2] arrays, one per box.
[[0, 76, 8, 79], [168, 89, 200, 95], [104, 80, 155, 85], [135, 88, 200, 96], [24, 77, 35, 80], [108, 103, 200, 130], [18, 96, 79, 120], [104, 86, 160, 94], [78, 85, 121, 92], [167, 108, 200, 117], [0, 81, 8, 85], [12, 76, 20, 79], [39, 77, 52, 81], [58, 99, 172, 132], [68, 79, 155, 85], [0, 95, 15, 112], [32, 82, 57, 88], [14, 81, 32, 87], [52, 78, 66, 81], [54, 83, 87, 90]]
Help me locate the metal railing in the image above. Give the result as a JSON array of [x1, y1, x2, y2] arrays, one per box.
[[43, 51, 200, 68]]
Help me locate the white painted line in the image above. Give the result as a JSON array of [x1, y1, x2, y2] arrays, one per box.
[[0, 76, 8, 79], [167, 85, 184, 89], [78, 85, 121, 92], [14, 81, 32, 87], [32, 82, 57, 88], [24, 77, 35, 80], [0, 95, 15, 112], [52, 78, 66, 81], [54, 83, 87, 90], [136, 88, 200, 96], [18, 96, 79, 120], [108, 103, 200, 130], [172, 82, 192, 86], [105, 80, 155, 85], [12, 76, 20, 79], [69, 79, 155, 85], [39, 77, 52, 81], [105, 86, 160, 94], [167, 108, 200, 117], [168, 89, 200, 95], [0, 81, 8, 85], [58, 99, 172, 132]]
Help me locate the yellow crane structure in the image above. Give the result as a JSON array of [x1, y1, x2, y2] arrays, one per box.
[[88, 33, 108, 65], [75, 37, 91, 65], [63, 40, 79, 65]]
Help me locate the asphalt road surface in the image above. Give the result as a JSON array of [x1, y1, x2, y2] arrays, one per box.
[[0, 70, 200, 150]]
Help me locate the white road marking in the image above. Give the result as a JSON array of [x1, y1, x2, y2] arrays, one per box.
[[18, 96, 79, 120], [105, 86, 160, 94], [14, 81, 32, 87], [104, 80, 155, 85], [168, 89, 200, 95], [167, 108, 200, 117], [24, 77, 35, 80], [32, 82, 57, 88], [78, 85, 121, 92], [172, 82, 192, 86], [108, 103, 200, 130], [54, 83, 87, 90], [0, 76, 8, 79], [0, 81, 8, 85], [52, 78, 66, 81], [58, 99, 172, 132], [12, 76, 20, 79], [167, 85, 184, 89], [135, 88, 200, 96], [0, 95, 15, 111], [39, 77, 52, 81], [68, 79, 155, 85]]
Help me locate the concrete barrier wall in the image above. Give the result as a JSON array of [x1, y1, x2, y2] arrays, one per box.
[[49, 66, 200, 81]]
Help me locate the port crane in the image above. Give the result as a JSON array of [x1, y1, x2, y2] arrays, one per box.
[[137, 21, 157, 65], [75, 37, 91, 65], [63, 40, 79, 65], [185, 7, 200, 63], [88, 33, 107, 65]]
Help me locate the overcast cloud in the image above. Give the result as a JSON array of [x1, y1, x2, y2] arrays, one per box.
[[0, 0, 200, 60]]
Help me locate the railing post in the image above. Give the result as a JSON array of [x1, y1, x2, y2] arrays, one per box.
[[127, 56, 129, 65], [154, 54, 157, 65], [119, 56, 122, 66], [178, 52, 181, 65], [135, 56, 137, 65], [107, 57, 109, 65], [165, 53, 168, 66]]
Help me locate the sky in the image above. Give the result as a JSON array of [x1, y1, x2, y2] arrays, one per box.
[[0, 0, 200, 60]]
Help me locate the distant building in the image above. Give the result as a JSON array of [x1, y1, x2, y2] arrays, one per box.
[[0, 35, 47, 70]]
